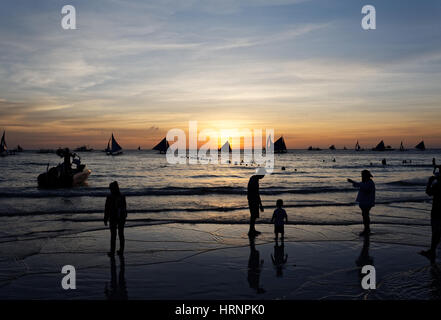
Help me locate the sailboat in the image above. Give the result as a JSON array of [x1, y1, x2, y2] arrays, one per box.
[[399, 141, 407, 152], [105, 133, 123, 156], [415, 140, 426, 151], [152, 137, 169, 154], [218, 141, 232, 153], [274, 136, 287, 154], [355, 140, 364, 151], [372, 140, 394, 151], [0, 131, 7, 156]]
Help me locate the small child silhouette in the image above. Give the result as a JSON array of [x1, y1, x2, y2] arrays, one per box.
[[271, 199, 288, 241]]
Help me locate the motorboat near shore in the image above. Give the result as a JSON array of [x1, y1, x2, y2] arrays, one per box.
[[37, 149, 91, 188]]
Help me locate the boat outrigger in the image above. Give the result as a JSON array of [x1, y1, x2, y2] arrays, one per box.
[[37, 148, 91, 188]]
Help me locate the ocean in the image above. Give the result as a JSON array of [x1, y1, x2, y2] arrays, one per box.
[[0, 149, 438, 246]]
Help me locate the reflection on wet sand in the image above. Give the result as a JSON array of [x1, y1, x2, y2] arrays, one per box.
[[247, 237, 265, 294], [429, 265, 441, 299], [105, 256, 128, 300], [271, 240, 288, 277], [356, 235, 374, 270]]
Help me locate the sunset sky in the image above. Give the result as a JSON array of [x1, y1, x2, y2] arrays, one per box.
[[1, 0, 441, 149]]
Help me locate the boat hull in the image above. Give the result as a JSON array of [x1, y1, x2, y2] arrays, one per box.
[[73, 169, 91, 186], [38, 167, 91, 188], [106, 151, 123, 156]]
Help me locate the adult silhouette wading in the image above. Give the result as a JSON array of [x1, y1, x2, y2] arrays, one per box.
[[420, 165, 441, 264], [247, 168, 266, 237], [348, 170, 376, 236], [104, 181, 127, 257]]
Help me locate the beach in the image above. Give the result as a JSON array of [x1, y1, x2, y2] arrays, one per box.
[[0, 222, 439, 300], [0, 149, 440, 299]]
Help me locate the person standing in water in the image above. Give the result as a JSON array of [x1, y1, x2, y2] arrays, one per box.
[[104, 181, 127, 257], [348, 170, 376, 236], [247, 168, 266, 237], [420, 169, 441, 263]]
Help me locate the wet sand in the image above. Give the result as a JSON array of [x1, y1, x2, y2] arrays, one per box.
[[0, 223, 440, 300]]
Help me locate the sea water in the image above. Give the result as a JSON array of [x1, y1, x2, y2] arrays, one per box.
[[0, 149, 438, 245]]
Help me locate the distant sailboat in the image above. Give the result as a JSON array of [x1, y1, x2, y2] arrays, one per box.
[[274, 136, 287, 154], [74, 145, 93, 152], [0, 131, 7, 156], [329, 145, 336, 150], [105, 133, 123, 155], [399, 141, 407, 152], [152, 137, 169, 154], [219, 141, 232, 153], [355, 140, 364, 151], [415, 140, 426, 151], [372, 140, 394, 151]]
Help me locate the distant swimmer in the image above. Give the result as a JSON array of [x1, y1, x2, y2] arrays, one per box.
[[281, 166, 286, 171], [348, 170, 376, 236]]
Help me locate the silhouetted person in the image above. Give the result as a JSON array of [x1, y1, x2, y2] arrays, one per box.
[[104, 181, 127, 257], [348, 170, 375, 236], [56, 147, 73, 176], [381, 158, 387, 166], [247, 169, 266, 236], [420, 172, 441, 263], [105, 255, 128, 300], [271, 241, 288, 277], [271, 199, 288, 241], [247, 237, 265, 294]]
